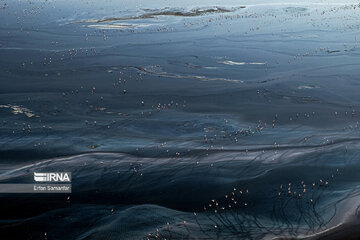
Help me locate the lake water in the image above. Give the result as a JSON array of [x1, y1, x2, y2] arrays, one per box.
[[1, 0, 360, 239]]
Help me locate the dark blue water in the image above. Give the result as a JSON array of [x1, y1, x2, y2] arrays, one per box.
[[1, 0, 360, 239]]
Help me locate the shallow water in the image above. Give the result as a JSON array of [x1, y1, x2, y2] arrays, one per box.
[[1, 0, 360, 239]]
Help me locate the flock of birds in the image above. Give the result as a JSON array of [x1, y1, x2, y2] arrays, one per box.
[[145, 168, 343, 239]]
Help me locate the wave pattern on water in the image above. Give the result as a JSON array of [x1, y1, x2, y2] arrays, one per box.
[[0, 140, 360, 239]]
